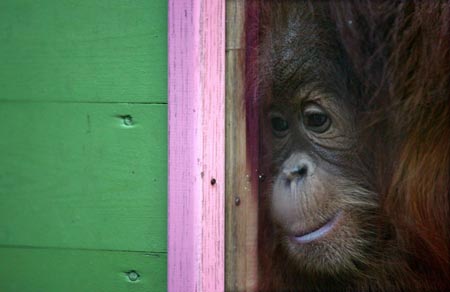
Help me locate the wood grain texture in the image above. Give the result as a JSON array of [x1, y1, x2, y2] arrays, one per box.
[[225, 1, 259, 291], [0, 246, 166, 292], [0, 0, 167, 103], [168, 0, 225, 291], [0, 103, 167, 252]]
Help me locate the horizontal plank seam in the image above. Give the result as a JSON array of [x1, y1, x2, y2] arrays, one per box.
[[0, 244, 167, 255], [0, 100, 167, 105]]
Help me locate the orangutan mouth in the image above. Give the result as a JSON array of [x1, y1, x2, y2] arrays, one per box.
[[292, 211, 343, 244]]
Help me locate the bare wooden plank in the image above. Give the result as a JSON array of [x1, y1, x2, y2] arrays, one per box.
[[168, 0, 225, 291], [0, 246, 166, 292], [0, 102, 167, 252], [225, 0, 259, 291]]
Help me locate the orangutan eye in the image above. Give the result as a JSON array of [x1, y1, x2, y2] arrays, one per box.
[[302, 104, 331, 133], [271, 116, 289, 132]]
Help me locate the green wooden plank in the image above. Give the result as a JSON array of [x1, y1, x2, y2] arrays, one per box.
[[0, 102, 167, 252], [0, 0, 167, 103], [0, 246, 166, 292]]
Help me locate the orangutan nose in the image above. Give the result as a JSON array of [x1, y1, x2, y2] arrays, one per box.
[[284, 165, 308, 181], [282, 153, 316, 182]]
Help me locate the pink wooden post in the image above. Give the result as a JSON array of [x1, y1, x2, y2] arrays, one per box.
[[168, 1, 225, 292]]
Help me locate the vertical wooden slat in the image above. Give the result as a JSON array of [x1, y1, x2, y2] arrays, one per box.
[[168, 1, 225, 292], [225, 0, 259, 291]]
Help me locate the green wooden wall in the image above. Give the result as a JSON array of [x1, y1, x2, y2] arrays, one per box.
[[0, 1, 167, 291]]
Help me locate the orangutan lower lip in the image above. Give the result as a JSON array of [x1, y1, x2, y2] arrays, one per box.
[[292, 211, 343, 244]]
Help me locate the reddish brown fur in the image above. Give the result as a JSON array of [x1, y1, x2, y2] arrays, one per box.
[[252, 1, 450, 291]]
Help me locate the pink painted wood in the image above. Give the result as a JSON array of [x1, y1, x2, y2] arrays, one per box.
[[168, 1, 225, 291]]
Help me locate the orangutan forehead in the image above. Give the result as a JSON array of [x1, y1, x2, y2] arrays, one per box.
[[266, 2, 349, 102]]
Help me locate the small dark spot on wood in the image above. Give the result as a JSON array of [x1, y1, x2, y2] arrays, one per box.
[[119, 115, 133, 126], [126, 270, 140, 282], [201, 171, 204, 178], [86, 114, 91, 134], [235, 196, 241, 206], [210, 178, 216, 185]]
